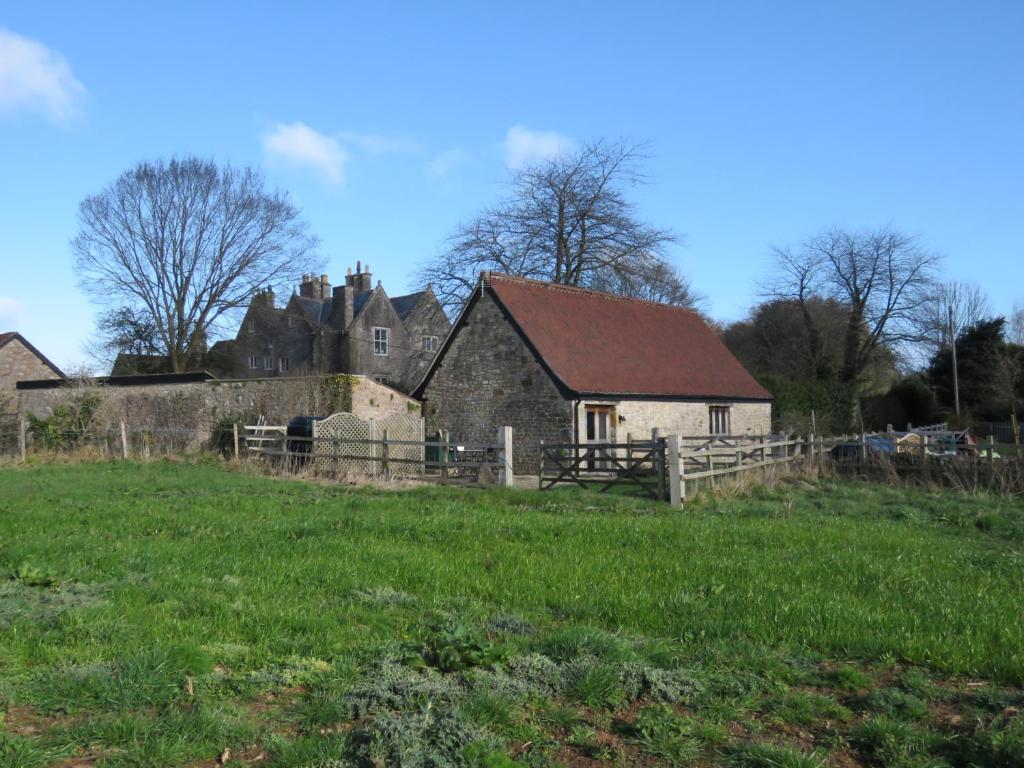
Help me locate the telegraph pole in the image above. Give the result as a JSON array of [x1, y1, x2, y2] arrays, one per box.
[[949, 306, 960, 417]]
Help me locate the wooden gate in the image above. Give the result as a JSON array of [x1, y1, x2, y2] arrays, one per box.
[[538, 439, 668, 500]]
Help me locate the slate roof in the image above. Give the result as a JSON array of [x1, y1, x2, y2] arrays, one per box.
[[389, 291, 425, 320], [481, 274, 771, 400], [282, 287, 428, 333]]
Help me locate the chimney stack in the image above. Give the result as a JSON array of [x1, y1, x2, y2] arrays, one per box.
[[319, 273, 331, 299], [345, 262, 373, 292]]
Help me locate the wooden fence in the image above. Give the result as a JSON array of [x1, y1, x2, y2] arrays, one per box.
[[539, 440, 667, 500]]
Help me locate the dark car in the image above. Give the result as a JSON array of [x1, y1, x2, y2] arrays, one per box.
[[286, 415, 325, 456], [830, 435, 895, 459]]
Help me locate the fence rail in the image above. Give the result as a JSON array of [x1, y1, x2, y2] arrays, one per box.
[[242, 424, 514, 486], [539, 440, 666, 499]]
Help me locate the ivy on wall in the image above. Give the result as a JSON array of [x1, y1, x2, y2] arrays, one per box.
[[317, 374, 359, 414]]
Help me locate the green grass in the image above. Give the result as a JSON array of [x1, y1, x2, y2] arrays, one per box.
[[1, 459, 1022, 766]]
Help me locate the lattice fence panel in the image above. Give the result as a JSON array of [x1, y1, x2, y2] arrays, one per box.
[[378, 413, 424, 477], [313, 412, 375, 475]]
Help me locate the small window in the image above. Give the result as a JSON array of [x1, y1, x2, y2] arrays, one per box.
[[247, 320, 255, 334], [373, 327, 389, 356], [278, 357, 290, 372], [262, 356, 272, 370], [248, 355, 259, 369], [709, 406, 731, 436], [287, 316, 295, 328], [421, 335, 438, 353], [373, 374, 391, 386]]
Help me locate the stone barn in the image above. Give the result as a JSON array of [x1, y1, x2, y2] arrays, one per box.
[[0, 332, 64, 412], [414, 274, 772, 471]]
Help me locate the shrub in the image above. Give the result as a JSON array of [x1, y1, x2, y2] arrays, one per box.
[[27, 393, 102, 450], [404, 623, 508, 673]]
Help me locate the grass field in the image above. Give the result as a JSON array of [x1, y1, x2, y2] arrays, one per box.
[[0, 460, 1022, 767]]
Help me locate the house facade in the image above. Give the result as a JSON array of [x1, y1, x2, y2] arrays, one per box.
[[414, 274, 772, 470], [0, 332, 65, 411], [210, 263, 450, 393]]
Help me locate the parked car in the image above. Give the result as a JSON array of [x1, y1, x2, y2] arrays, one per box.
[[286, 415, 325, 456], [830, 435, 895, 459]]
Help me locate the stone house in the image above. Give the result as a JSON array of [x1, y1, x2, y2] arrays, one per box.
[[414, 274, 772, 470], [209, 263, 450, 394], [0, 332, 65, 411]]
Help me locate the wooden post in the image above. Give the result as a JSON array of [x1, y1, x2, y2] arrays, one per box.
[[498, 425, 514, 487], [655, 437, 668, 501], [381, 428, 389, 478], [860, 431, 867, 461], [1012, 413, 1021, 459], [988, 435, 995, 467], [808, 433, 815, 462], [666, 435, 681, 507], [18, 417, 27, 462], [538, 439, 544, 490], [441, 430, 449, 482], [120, 421, 129, 460], [232, 423, 240, 460], [920, 435, 928, 464]]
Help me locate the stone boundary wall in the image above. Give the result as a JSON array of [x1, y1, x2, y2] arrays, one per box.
[[16, 375, 420, 450]]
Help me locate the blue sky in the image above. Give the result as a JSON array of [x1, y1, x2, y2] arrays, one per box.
[[1, 1, 1022, 371]]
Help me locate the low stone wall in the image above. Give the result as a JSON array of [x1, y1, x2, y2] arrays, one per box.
[[16, 375, 420, 450]]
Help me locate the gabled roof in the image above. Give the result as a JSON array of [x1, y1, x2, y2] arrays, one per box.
[[390, 291, 426, 320], [418, 275, 771, 401], [293, 296, 333, 325], [0, 331, 66, 379]]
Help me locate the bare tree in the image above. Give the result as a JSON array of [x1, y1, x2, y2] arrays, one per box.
[[1010, 302, 1024, 346], [74, 157, 320, 372], [84, 307, 164, 372], [912, 280, 991, 354], [418, 140, 693, 311], [767, 226, 940, 426]]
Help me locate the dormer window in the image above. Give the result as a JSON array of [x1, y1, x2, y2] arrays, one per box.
[[373, 327, 389, 356], [421, 335, 438, 353]]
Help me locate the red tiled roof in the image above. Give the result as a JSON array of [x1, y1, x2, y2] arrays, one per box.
[[487, 274, 771, 400]]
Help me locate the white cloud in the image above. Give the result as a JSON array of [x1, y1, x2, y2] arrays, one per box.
[[503, 124, 574, 169], [336, 131, 424, 155], [0, 27, 86, 123], [0, 296, 24, 327], [261, 122, 348, 184], [426, 147, 471, 178]]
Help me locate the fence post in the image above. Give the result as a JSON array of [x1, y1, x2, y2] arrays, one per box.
[[537, 439, 544, 489], [381, 428, 389, 479], [498, 425, 514, 487], [232, 423, 240, 460], [808, 433, 815, 462], [988, 435, 995, 467], [120, 421, 129, 460], [860, 431, 867, 461], [666, 435, 681, 507], [18, 417, 27, 462], [441, 430, 449, 482], [655, 438, 668, 501]]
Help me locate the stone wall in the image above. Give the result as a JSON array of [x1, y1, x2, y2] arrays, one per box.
[[420, 291, 573, 471], [16, 375, 419, 449], [598, 400, 772, 442], [1, 338, 62, 410]]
